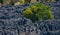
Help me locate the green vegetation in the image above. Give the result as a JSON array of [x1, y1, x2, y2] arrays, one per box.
[[25, 0, 31, 3], [44, 0, 57, 2], [0, 0, 3, 4], [10, 0, 14, 5], [20, 0, 25, 4], [23, 2, 54, 22], [20, 0, 31, 4]]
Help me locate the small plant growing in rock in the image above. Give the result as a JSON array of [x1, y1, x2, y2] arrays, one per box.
[[23, 2, 54, 22]]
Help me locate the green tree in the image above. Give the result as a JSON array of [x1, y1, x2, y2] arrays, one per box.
[[23, 2, 54, 22]]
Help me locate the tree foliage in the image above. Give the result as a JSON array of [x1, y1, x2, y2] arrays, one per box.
[[23, 2, 54, 22]]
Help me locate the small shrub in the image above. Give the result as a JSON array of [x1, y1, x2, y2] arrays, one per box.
[[23, 2, 54, 22]]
